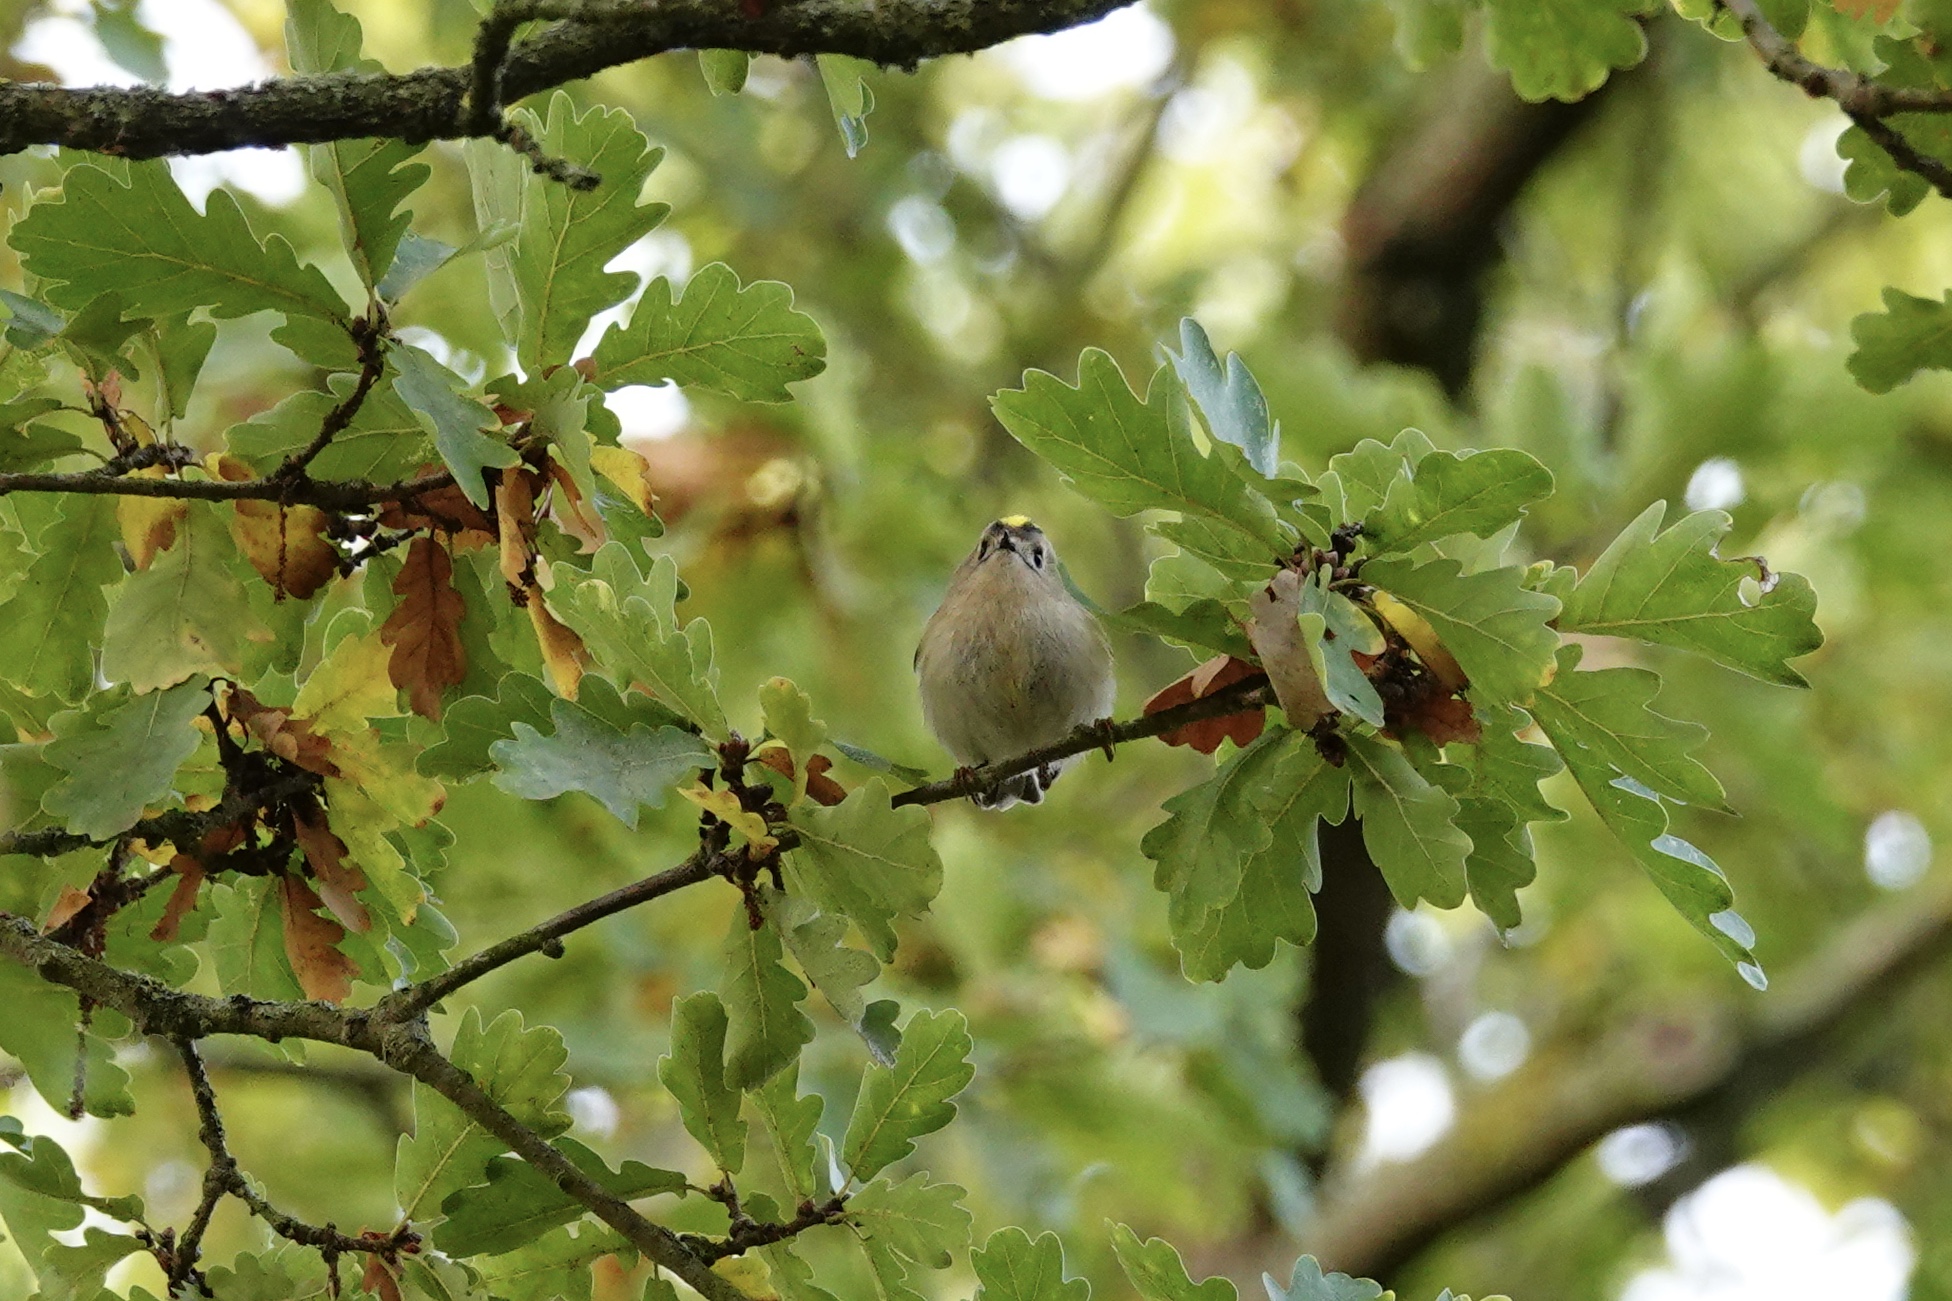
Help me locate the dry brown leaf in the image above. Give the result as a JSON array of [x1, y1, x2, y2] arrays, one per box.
[[43, 885, 92, 933], [496, 467, 539, 591], [380, 536, 468, 722], [1833, 0, 1901, 20], [1245, 568, 1336, 729], [547, 459, 607, 553], [378, 469, 495, 545], [1143, 655, 1267, 755], [150, 855, 207, 942], [118, 466, 186, 569], [361, 1254, 404, 1301], [225, 685, 342, 777], [755, 747, 848, 806], [231, 500, 337, 600], [280, 876, 355, 1003], [527, 588, 586, 699], [591, 444, 658, 517], [292, 804, 370, 933]]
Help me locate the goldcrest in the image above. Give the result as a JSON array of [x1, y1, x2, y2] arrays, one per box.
[[915, 517, 1116, 809]]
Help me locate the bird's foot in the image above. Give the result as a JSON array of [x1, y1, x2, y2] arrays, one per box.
[[1092, 717, 1118, 762]]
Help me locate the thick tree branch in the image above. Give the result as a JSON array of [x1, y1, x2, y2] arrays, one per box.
[[0, 465, 455, 508], [0, 0, 1134, 161], [1300, 879, 1952, 1280]]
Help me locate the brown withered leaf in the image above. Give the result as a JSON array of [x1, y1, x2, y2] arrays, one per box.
[[1833, 0, 1900, 19], [280, 876, 355, 1003], [496, 466, 540, 591], [1245, 568, 1335, 729], [547, 459, 607, 554], [755, 747, 848, 806], [1391, 692, 1481, 747], [292, 803, 370, 933], [380, 536, 468, 722], [527, 588, 586, 699], [378, 469, 495, 545], [231, 501, 337, 600], [118, 467, 187, 569], [150, 856, 207, 942], [225, 685, 340, 777], [1143, 655, 1267, 755], [43, 885, 92, 934], [361, 1254, 404, 1301]]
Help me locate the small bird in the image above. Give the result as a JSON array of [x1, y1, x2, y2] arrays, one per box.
[[915, 517, 1116, 809]]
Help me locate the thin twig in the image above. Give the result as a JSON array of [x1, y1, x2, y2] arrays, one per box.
[[273, 320, 391, 482], [0, 769, 318, 860], [890, 673, 1272, 807], [1720, 0, 1952, 115]]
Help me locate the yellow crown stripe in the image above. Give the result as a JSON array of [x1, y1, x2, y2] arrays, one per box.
[[998, 514, 1032, 528]]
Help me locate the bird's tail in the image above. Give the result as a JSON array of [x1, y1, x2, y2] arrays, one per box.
[[971, 762, 1062, 811]]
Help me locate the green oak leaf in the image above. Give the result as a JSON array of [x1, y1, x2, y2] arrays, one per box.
[[228, 370, 436, 482], [545, 543, 727, 736], [700, 49, 751, 94], [206, 877, 305, 1004], [1530, 646, 1729, 811], [1836, 39, 1952, 218], [656, 991, 747, 1174], [395, 1008, 573, 1225], [1371, 448, 1554, 551], [1541, 731, 1762, 983], [1142, 729, 1283, 943], [767, 886, 886, 1060], [102, 505, 264, 693], [435, 1138, 684, 1258], [1164, 316, 1279, 476], [390, 341, 520, 508], [849, 1174, 972, 1301], [972, 1227, 1092, 1301], [1557, 502, 1822, 685], [760, 675, 828, 806], [1106, 597, 1257, 662], [41, 678, 208, 840], [1299, 570, 1388, 728], [0, 496, 119, 702], [285, 0, 430, 286], [842, 1007, 975, 1182], [0, 404, 84, 474], [817, 54, 877, 157], [1849, 287, 1952, 393], [488, 697, 711, 828], [991, 350, 1286, 566], [1176, 731, 1352, 981], [417, 673, 556, 780], [150, 313, 217, 420], [1326, 430, 1431, 524], [13, 161, 348, 343], [784, 779, 941, 962], [1110, 1223, 1239, 1301], [1460, 702, 1568, 826], [1362, 556, 1561, 706], [0, 963, 135, 1119], [469, 91, 668, 372], [1345, 733, 1471, 909], [589, 262, 827, 401], [1263, 1254, 1388, 1301], [0, 1124, 145, 1300], [761, 1241, 843, 1301], [753, 1063, 826, 1202], [719, 907, 815, 1090], [1484, 0, 1648, 102], [474, 1222, 626, 1301]]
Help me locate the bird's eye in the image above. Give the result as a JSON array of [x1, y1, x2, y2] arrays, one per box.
[[977, 540, 990, 561], [1031, 546, 1046, 568]]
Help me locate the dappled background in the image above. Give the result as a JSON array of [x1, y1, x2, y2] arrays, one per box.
[[2, 0, 1950, 1298]]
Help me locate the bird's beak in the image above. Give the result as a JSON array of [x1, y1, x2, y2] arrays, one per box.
[[993, 533, 1017, 555]]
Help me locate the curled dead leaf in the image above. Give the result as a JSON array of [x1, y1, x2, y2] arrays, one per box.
[[496, 467, 539, 591], [292, 803, 371, 933], [150, 855, 206, 943], [755, 745, 848, 806], [43, 885, 93, 934], [118, 466, 186, 569], [1245, 567, 1335, 729], [381, 536, 468, 722], [547, 459, 607, 553], [279, 876, 356, 1003], [1143, 655, 1267, 755], [528, 588, 587, 699]]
